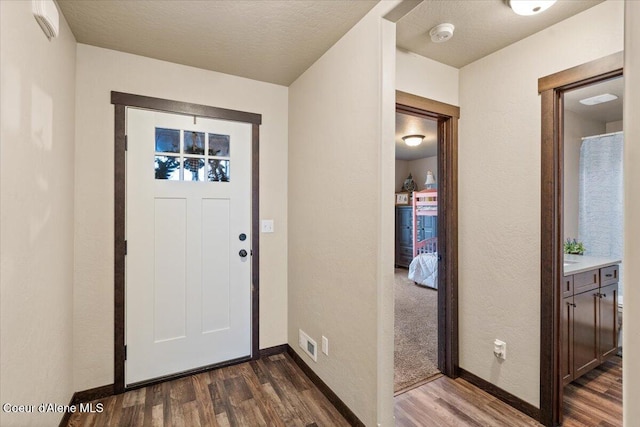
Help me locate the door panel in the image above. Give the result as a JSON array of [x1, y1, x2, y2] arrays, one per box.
[[599, 283, 618, 359], [573, 290, 599, 380], [126, 108, 252, 385], [154, 197, 187, 342], [561, 297, 574, 385]]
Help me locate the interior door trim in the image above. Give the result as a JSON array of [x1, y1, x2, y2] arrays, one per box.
[[396, 90, 459, 378], [538, 52, 623, 427], [111, 91, 262, 394]]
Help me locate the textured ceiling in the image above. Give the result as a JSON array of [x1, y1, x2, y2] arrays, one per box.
[[396, 0, 604, 68], [57, 0, 379, 86], [396, 112, 437, 161], [564, 77, 624, 123]]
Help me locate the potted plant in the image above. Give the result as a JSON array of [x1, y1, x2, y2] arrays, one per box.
[[564, 238, 585, 255]]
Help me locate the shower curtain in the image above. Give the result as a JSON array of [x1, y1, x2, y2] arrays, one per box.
[[578, 132, 624, 293]]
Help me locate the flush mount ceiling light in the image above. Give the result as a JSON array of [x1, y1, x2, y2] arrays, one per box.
[[402, 135, 425, 147], [509, 0, 556, 16], [429, 23, 455, 43], [579, 93, 618, 106]]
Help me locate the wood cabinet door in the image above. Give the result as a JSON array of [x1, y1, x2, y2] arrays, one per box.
[[599, 283, 618, 360], [395, 207, 413, 267], [561, 297, 574, 385], [573, 290, 600, 380]]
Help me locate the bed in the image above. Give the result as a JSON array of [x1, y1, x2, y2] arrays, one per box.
[[408, 189, 438, 289]]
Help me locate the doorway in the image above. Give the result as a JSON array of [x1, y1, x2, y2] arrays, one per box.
[[111, 92, 262, 392], [539, 52, 623, 426], [393, 91, 459, 394]]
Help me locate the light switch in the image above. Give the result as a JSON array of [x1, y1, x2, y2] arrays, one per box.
[[261, 220, 274, 233]]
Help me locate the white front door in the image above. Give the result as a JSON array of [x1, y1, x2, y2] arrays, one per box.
[[125, 108, 252, 385]]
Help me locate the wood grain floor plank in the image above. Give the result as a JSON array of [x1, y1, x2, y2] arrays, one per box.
[[151, 405, 163, 427], [396, 356, 622, 427], [63, 353, 351, 427], [190, 374, 218, 427]]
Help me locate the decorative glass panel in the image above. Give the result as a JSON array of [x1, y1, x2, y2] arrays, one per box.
[[155, 156, 181, 180], [208, 159, 230, 182], [184, 157, 205, 181], [184, 131, 205, 155], [208, 133, 230, 157], [155, 128, 180, 153]]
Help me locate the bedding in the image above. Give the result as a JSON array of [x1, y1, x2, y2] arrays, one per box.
[[408, 252, 438, 289]]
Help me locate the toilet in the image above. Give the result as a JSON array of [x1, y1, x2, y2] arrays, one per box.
[[617, 295, 623, 356]]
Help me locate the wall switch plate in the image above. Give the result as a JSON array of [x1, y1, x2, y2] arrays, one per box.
[[261, 219, 274, 233], [322, 336, 329, 355], [298, 329, 317, 362]]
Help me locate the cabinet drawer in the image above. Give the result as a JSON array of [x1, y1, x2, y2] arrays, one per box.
[[398, 246, 413, 257], [562, 275, 574, 299], [574, 269, 599, 294], [601, 265, 619, 286]]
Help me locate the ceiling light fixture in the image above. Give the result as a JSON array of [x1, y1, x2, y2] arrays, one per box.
[[402, 135, 425, 147], [509, 0, 556, 16], [429, 23, 455, 43], [579, 93, 618, 106]]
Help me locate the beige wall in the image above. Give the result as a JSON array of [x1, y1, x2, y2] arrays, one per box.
[[563, 110, 605, 240], [458, 0, 624, 406], [606, 120, 623, 133], [395, 156, 438, 193], [624, 3, 640, 425], [409, 156, 438, 191], [395, 159, 411, 192], [73, 44, 289, 390], [0, 1, 76, 426], [396, 48, 459, 106], [288, 2, 397, 425]]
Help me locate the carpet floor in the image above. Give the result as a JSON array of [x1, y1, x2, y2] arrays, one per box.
[[394, 268, 439, 392]]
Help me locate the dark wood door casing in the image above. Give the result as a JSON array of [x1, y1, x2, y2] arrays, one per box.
[[538, 52, 623, 427], [395, 90, 459, 379], [111, 91, 262, 393]]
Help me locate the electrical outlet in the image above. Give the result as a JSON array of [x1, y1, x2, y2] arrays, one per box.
[[494, 339, 506, 360], [322, 336, 329, 355], [298, 329, 317, 362]]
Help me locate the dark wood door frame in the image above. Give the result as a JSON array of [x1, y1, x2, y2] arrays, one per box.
[[111, 91, 262, 393], [396, 90, 459, 378], [538, 52, 623, 427]]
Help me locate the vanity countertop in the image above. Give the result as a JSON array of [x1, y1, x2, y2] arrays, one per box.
[[563, 254, 622, 276]]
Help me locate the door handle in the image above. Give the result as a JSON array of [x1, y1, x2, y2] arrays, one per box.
[[239, 249, 248, 258]]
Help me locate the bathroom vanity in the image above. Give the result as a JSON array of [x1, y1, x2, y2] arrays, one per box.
[[561, 255, 621, 386]]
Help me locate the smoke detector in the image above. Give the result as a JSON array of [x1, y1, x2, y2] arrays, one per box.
[[429, 23, 455, 43]]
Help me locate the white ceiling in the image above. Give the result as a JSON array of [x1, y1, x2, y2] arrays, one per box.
[[564, 77, 624, 123], [395, 112, 437, 161], [57, 1, 606, 86], [396, 0, 604, 68], [57, 0, 378, 86], [58, 0, 615, 143]]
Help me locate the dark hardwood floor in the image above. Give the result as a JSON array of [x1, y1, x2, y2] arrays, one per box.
[[395, 356, 622, 427], [66, 353, 349, 427], [65, 353, 622, 427], [395, 376, 542, 427], [563, 356, 622, 427]]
